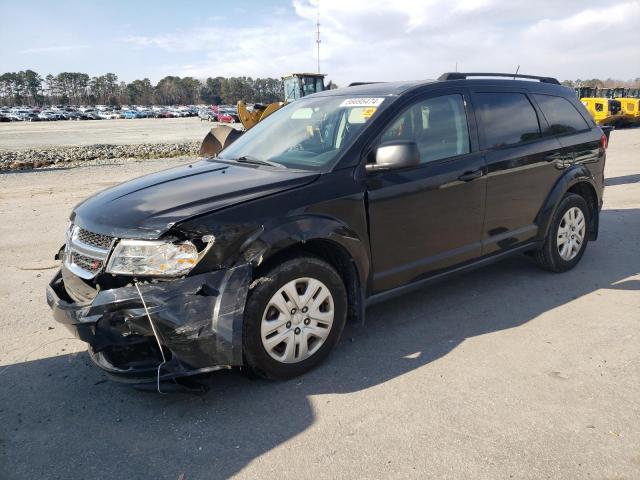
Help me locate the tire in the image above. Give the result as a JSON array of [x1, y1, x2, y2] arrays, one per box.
[[533, 193, 590, 272], [243, 256, 347, 380]]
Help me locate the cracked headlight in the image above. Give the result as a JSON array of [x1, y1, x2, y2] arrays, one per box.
[[106, 239, 200, 277]]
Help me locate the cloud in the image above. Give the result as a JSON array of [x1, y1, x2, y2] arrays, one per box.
[[123, 0, 640, 84], [19, 45, 91, 54]]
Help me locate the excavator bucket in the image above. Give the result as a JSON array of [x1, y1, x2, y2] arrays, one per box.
[[237, 101, 284, 130], [237, 101, 263, 130], [199, 125, 244, 158], [259, 102, 283, 122]]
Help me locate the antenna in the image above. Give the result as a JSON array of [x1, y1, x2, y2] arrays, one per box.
[[316, 4, 321, 73], [513, 65, 520, 79]]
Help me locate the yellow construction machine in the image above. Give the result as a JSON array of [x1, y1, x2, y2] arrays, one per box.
[[200, 73, 327, 157], [613, 88, 640, 125], [576, 86, 640, 127], [580, 97, 623, 125]]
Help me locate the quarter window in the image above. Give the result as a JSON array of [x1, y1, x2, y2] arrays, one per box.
[[474, 93, 541, 149], [380, 94, 470, 163], [533, 94, 590, 135]]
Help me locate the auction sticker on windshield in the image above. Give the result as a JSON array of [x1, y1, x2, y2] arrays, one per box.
[[340, 97, 385, 108], [361, 107, 377, 119]]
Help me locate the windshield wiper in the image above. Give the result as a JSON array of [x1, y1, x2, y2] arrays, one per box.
[[234, 155, 284, 168]]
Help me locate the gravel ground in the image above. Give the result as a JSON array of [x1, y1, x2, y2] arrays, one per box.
[[0, 117, 244, 170], [0, 130, 639, 480]]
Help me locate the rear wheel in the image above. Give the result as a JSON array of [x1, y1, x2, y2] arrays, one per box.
[[533, 193, 590, 272], [243, 256, 347, 379]]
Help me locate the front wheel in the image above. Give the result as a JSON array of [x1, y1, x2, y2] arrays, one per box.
[[243, 256, 347, 379], [533, 193, 590, 272]]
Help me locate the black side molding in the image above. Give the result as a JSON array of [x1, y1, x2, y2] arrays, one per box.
[[438, 72, 560, 85], [366, 242, 538, 307]]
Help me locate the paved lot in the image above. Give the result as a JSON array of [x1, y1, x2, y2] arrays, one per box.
[[0, 117, 228, 150], [0, 129, 639, 479]]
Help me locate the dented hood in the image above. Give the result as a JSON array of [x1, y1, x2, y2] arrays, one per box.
[[71, 160, 318, 239]]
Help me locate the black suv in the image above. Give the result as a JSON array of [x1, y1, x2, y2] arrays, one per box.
[[47, 72, 606, 384]]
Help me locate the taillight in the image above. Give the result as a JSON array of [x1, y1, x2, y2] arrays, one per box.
[[600, 133, 608, 150]]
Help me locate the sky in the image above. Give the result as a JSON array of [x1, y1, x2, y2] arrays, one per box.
[[1, 0, 638, 85]]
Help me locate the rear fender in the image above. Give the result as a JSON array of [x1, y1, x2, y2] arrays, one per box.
[[535, 165, 600, 241]]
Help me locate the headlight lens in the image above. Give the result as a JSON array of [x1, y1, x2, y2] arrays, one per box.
[[106, 239, 199, 276]]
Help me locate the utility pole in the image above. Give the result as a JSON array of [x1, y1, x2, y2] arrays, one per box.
[[316, 4, 321, 73]]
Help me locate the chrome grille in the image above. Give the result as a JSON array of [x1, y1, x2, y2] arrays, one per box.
[[77, 228, 113, 249], [63, 225, 115, 279], [70, 252, 104, 274]]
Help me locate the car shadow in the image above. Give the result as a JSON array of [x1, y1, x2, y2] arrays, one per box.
[[1, 208, 638, 480], [604, 173, 640, 186]]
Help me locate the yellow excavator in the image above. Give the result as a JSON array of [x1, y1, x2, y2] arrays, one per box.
[[200, 73, 327, 157]]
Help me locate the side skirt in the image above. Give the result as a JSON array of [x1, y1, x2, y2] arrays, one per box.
[[365, 242, 539, 308]]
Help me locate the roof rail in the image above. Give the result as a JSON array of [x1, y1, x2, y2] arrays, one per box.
[[348, 82, 385, 87], [438, 72, 560, 85]]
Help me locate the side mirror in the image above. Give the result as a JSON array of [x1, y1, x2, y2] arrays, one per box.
[[366, 141, 421, 172]]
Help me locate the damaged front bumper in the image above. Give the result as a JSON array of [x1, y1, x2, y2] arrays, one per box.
[[46, 265, 251, 383]]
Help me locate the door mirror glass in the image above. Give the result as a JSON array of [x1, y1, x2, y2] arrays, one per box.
[[367, 141, 421, 172]]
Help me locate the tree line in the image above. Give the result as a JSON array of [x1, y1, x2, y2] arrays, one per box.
[[561, 78, 640, 88], [0, 70, 285, 106], [3, 70, 638, 107]]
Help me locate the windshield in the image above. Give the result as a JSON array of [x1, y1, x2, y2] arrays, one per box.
[[283, 77, 301, 102], [219, 95, 387, 171]]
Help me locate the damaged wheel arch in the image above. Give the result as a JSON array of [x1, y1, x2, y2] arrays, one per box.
[[178, 213, 371, 322]]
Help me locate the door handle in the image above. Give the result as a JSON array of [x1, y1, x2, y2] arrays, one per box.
[[458, 169, 484, 182]]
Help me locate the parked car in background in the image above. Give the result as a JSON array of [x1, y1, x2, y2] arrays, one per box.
[[10, 109, 31, 120], [122, 110, 143, 119], [98, 111, 120, 120], [68, 111, 89, 120], [199, 109, 216, 121], [24, 113, 42, 122], [38, 111, 55, 120], [216, 108, 238, 123], [43, 110, 66, 120], [0, 103, 241, 123]]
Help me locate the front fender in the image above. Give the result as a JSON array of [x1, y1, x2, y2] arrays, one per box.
[[174, 169, 371, 290], [535, 165, 599, 241], [246, 215, 371, 287]]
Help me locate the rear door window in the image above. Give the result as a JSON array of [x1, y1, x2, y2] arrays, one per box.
[[533, 94, 590, 135], [474, 92, 541, 149]]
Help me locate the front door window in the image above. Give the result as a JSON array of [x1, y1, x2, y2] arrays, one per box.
[[380, 94, 470, 163]]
